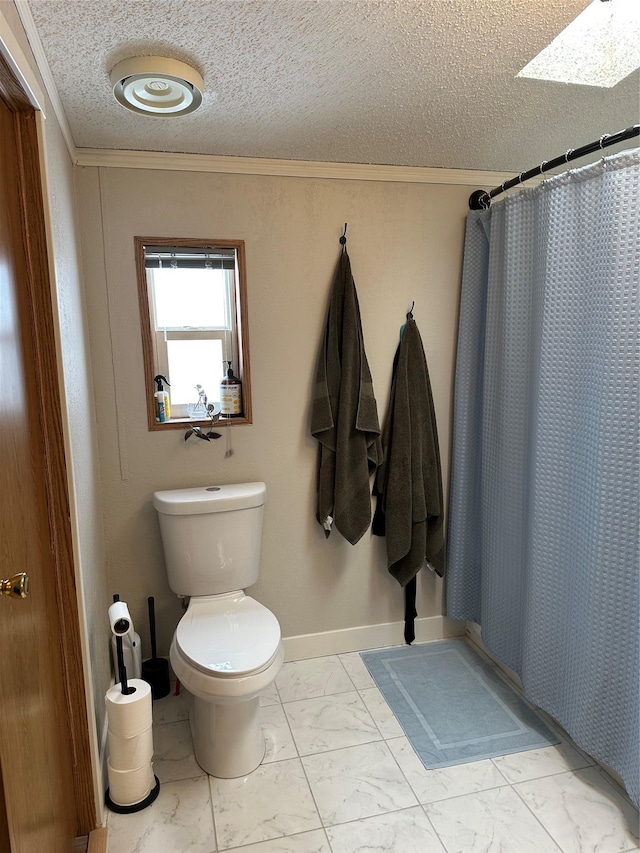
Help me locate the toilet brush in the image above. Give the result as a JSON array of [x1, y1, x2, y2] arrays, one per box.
[[141, 596, 171, 699]]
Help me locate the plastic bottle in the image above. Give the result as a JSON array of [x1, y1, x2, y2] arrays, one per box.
[[153, 374, 171, 422], [220, 362, 242, 416], [111, 629, 142, 680]]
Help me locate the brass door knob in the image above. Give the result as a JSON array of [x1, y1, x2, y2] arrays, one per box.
[[1, 573, 30, 599]]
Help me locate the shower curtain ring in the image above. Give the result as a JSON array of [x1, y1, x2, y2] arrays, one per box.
[[565, 149, 573, 163], [599, 133, 609, 149]]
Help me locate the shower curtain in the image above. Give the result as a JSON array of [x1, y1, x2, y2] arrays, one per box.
[[447, 149, 639, 805]]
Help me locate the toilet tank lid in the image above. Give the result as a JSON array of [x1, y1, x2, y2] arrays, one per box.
[[153, 483, 266, 516]]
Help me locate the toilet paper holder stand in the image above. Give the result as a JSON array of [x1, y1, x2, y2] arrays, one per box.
[[106, 595, 160, 813], [105, 774, 160, 815]]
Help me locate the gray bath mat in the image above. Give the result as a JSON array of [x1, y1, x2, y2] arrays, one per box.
[[360, 639, 559, 768]]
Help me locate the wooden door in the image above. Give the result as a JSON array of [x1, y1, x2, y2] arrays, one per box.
[[0, 56, 94, 850]]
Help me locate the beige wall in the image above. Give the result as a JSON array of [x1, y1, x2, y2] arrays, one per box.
[[2, 0, 110, 777], [76, 165, 471, 657]]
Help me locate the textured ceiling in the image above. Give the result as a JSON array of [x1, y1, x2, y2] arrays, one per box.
[[25, 0, 640, 172]]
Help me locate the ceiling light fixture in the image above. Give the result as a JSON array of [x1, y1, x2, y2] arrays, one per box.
[[110, 56, 203, 116], [517, 0, 640, 88]]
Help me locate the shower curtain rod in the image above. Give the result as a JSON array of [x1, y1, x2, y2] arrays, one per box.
[[469, 123, 640, 210]]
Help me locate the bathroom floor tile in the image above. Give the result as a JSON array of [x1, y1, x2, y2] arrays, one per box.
[[514, 766, 640, 853], [106, 776, 215, 853], [152, 686, 194, 726], [490, 739, 592, 784], [338, 652, 377, 690], [387, 736, 509, 804], [325, 806, 446, 853], [276, 656, 354, 703], [593, 766, 637, 805], [152, 719, 205, 783], [103, 646, 637, 853], [358, 686, 405, 738], [259, 681, 281, 707], [210, 757, 321, 849], [424, 785, 562, 853], [302, 740, 417, 825], [262, 702, 298, 763], [226, 829, 330, 852], [284, 691, 381, 755]]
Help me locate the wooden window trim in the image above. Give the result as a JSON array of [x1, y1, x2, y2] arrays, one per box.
[[134, 236, 253, 431]]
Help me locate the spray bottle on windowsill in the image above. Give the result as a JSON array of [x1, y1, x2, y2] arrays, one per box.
[[219, 362, 242, 417], [153, 374, 171, 422]]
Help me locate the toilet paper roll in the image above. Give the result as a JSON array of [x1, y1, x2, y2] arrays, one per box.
[[107, 759, 154, 807], [106, 678, 152, 739], [108, 725, 154, 771], [108, 601, 132, 636]]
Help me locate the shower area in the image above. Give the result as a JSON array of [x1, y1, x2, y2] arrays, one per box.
[[447, 143, 639, 806]]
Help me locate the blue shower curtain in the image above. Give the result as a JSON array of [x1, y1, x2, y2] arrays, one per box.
[[447, 149, 639, 805]]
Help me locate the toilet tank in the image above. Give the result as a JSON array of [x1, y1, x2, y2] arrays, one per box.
[[152, 483, 266, 597]]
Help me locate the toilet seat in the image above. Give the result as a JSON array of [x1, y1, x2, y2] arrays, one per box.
[[175, 593, 281, 678]]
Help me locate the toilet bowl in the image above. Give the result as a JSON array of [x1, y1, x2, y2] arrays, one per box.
[[170, 593, 283, 777], [153, 483, 283, 778]]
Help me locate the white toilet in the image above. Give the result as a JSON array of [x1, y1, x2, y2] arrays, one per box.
[[152, 482, 283, 778]]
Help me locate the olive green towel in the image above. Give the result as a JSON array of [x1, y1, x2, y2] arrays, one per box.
[[373, 318, 444, 584], [311, 250, 382, 545]]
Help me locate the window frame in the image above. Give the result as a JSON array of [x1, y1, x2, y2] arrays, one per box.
[[149, 265, 237, 418], [135, 236, 252, 431]]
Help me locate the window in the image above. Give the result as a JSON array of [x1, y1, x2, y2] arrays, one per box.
[[135, 238, 252, 430]]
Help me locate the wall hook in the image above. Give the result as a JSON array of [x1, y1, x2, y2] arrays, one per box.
[[407, 301, 415, 320], [339, 222, 347, 252]]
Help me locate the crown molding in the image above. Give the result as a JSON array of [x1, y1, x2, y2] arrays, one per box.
[[14, 0, 77, 163], [74, 147, 514, 187], [10, 0, 515, 191], [8, 1, 549, 193]]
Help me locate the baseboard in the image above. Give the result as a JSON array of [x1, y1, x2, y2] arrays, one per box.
[[282, 615, 464, 661], [465, 622, 637, 803], [465, 621, 523, 688], [99, 700, 110, 813]]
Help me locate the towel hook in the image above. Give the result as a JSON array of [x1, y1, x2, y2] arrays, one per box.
[[407, 301, 415, 320], [339, 223, 347, 252]]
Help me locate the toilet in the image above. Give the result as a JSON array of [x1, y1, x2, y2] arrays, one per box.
[[152, 482, 283, 778]]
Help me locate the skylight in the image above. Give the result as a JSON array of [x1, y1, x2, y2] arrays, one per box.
[[518, 0, 640, 88]]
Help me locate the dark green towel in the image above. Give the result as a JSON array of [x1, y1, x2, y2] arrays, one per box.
[[373, 318, 444, 584], [311, 250, 382, 545]]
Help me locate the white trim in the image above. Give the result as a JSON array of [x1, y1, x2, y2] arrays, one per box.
[[282, 615, 464, 662], [465, 623, 634, 799], [0, 3, 45, 110], [99, 695, 110, 817], [465, 621, 523, 688], [35, 110, 105, 828], [75, 146, 514, 186], [13, 0, 77, 162], [5, 1, 544, 193], [4, 4, 518, 191]]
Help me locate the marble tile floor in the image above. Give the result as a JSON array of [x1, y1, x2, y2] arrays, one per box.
[[107, 645, 639, 853]]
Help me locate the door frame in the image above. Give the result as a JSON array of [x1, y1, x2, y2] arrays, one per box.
[[0, 43, 96, 836]]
